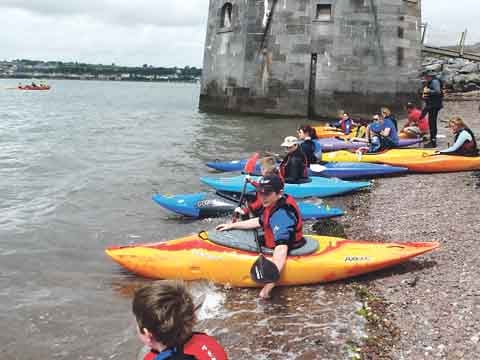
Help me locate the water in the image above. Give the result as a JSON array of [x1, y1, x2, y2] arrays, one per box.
[[0, 80, 366, 359]]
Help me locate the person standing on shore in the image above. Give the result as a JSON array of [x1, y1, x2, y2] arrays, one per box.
[[421, 71, 443, 148]]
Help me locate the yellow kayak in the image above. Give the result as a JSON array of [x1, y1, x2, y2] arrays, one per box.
[[322, 149, 436, 163], [106, 230, 438, 287]]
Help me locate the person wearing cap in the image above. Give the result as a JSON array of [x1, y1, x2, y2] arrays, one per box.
[[279, 136, 309, 183], [216, 175, 305, 299], [421, 71, 444, 147], [401, 103, 429, 139]]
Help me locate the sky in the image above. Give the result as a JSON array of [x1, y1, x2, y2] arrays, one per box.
[[0, 0, 479, 67]]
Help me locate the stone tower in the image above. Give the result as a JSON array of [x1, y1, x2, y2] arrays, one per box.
[[199, 0, 422, 119]]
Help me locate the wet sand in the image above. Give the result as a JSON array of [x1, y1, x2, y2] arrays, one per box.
[[328, 99, 480, 359]]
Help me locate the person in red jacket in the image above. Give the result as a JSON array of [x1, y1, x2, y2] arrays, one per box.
[[234, 156, 279, 219], [133, 281, 228, 360], [216, 175, 304, 299], [402, 102, 429, 139]]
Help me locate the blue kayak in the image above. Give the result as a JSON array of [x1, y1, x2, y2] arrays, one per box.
[[206, 159, 408, 179], [200, 175, 370, 198], [152, 193, 344, 219]]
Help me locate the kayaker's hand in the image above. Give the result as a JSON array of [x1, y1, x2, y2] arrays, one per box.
[[245, 174, 252, 182], [216, 223, 232, 231], [234, 207, 245, 216]]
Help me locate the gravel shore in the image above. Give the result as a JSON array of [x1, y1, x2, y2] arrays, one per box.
[[336, 100, 480, 359]]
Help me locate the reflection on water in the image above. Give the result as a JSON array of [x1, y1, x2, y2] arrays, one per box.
[[1, 79, 367, 359]]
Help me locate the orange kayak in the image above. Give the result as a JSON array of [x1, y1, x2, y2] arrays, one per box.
[[381, 154, 480, 173], [105, 230, 439, 287]]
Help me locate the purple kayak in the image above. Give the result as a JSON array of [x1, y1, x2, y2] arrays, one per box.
[[318, 138, 422, 152]]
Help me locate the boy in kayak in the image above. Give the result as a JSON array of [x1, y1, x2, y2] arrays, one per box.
[[279, 136, 309, 183], [234, 156, 278, 218], [133, 281, 228, 360], [216, 175, 305, 299], [435, 116, 478, 156]]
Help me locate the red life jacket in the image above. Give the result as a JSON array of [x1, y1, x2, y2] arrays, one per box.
[[144, 333, 227, 360], [262, 195, 304, 249]]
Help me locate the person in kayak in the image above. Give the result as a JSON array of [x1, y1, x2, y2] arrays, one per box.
[[402, 102, 429, 139], [279, 136, 309, 183], [234, 156, 279, 219], [216, 175, 305, 299], [133, 281, 228, 360], [435, 116, 479, 156], [421, 71, 444, 148], [297, 125, 319, 165], [367, 109, 399, 153]]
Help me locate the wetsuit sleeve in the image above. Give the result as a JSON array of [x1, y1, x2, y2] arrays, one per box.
[[430, 79, 442, 95], [440, 130, 472, 154], [269, 209, 296, 247]]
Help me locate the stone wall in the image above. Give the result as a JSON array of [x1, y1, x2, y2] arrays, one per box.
[[200, 0, 422, 119]]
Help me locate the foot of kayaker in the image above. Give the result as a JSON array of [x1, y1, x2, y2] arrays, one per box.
[[215, 175, 306, 290], [259, 283, 274, 299]]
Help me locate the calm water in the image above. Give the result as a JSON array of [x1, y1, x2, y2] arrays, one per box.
[[0, 80, 366, 359]]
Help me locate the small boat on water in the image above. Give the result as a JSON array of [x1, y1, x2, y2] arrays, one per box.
[[18, 84, 51, 91]]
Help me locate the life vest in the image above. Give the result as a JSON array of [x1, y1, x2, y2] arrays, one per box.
[[453, 128, 479, 156], [261, 195, 304, 249], [340, 118, 352, 134], [144, 333, 228, 360], [279, 149, 308, 180]]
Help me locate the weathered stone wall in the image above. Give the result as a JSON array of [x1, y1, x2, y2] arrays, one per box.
[[200, 0, 422, 119]]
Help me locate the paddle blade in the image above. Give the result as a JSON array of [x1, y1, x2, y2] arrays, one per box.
[[250, 255, 280, 284], [244, 153, 259, 174]]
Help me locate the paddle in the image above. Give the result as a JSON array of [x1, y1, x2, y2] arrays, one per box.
[[250, 230, 280, 284], [232, 153, 259, 222]]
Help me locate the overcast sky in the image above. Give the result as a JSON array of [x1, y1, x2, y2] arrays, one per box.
[[0, 0, 478, 67]]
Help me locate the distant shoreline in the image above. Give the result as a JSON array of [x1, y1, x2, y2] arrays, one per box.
[[0, 76, 200, 84]]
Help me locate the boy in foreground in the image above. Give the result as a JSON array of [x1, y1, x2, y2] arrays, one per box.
[[133, 281, 228, 360]]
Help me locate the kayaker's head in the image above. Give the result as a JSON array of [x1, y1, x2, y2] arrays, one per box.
[[259, 156, 278, 176], [372, 113, 381, 123], [405, 102, 417, 113], [380, 107, 391, 121], [258, 175, 284, 207], [342, 112, 350, 121], [281, 136, 300, 154], [297, 125, 317, 140], [448, 116, 467, 134], [133, 281, 195, 351]]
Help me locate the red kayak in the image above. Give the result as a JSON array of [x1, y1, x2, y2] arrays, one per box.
[[18, 85, 51, 91]]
